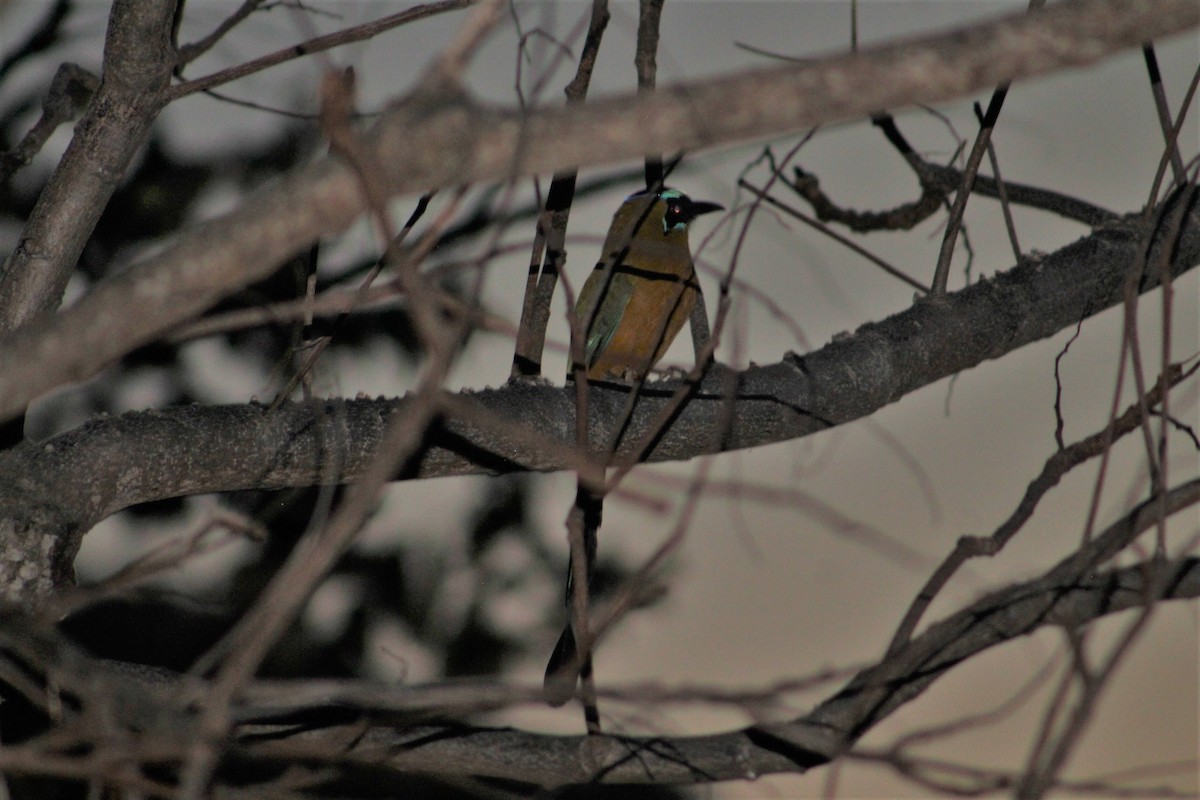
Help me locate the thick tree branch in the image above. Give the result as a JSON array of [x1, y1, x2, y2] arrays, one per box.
[[2, 520, 1195, 788], [0, 0, 1194, 420], [0, 200, 1195, 602], [247, 488, 1200, 787]]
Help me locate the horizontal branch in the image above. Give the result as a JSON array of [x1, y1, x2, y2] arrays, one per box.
[[0, 0, 1194, 420], [1, 198, 1195, 601], [355, 554, 1200, 787], [3, 524, 1196, 788], [242, 482, 1200, 785]]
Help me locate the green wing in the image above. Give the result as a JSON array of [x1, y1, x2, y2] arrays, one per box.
[[577, 268, 634, 367]]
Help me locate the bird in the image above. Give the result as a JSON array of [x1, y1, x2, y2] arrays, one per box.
[[572, 187, 723, 382], [544, 187, 722, 710]]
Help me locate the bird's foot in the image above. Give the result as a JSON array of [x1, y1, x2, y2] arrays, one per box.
[[651, 364, 691, 381]]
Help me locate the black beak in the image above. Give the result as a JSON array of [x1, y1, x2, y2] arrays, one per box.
[[687, 199, 724, 219]]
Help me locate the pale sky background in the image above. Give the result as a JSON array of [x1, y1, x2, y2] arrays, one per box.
[[4, 2, 1197, 797]]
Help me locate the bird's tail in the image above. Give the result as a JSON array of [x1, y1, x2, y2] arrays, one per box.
[[542, 623, 579, 706], [543, 486, 602, 720]]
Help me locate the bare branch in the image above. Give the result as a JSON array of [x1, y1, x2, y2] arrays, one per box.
[[1, 200, 1194, 602], [887, 360, 1196, 655], [0, 63, 98, 183], [1, 536, 1195, 789], [170, 1, 474, 94], [174, 0, 267, 67], [511, 0, 611, 379], [0, 0, 177, 331], [1, 0, 1194, 419]]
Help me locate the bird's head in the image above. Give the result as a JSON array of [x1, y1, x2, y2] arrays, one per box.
[[618, 187, 724, 239]]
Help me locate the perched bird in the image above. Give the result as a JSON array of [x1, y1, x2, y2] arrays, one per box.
[[572, 187, 723, 382], [544, 187, 723, 711]]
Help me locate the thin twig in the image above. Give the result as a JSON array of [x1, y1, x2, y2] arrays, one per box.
[[973, 101, 1021, 261], [886, 362, 1194, 655], [175, 0, 268, 67], [511, 0, 610, 379], [930, 82, 1010, 294], [168, 1, 473, 100], [1142, 44, 1187, 186], [739, 179, 927, 293]]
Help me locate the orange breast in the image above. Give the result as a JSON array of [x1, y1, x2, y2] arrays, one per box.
[[587, 262, 697, 381]]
